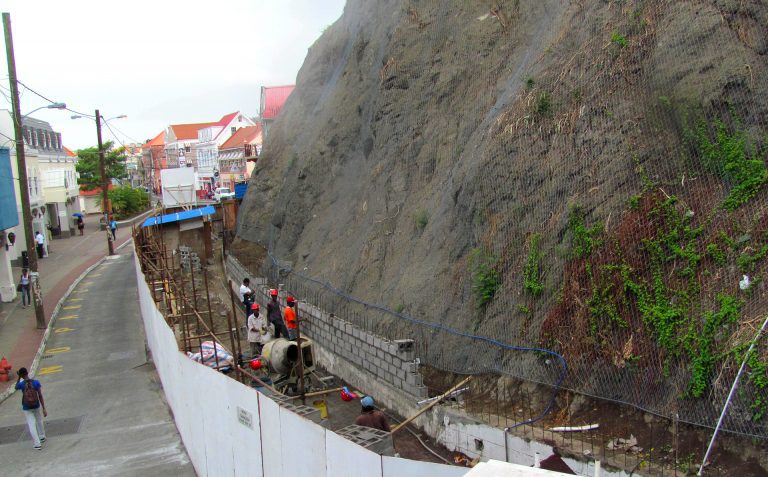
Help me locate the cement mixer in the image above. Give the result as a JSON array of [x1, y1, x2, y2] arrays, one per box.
[[261, 337, 316, 394]]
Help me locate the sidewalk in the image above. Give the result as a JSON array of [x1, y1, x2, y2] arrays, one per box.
[[0, 208, 153, 397]]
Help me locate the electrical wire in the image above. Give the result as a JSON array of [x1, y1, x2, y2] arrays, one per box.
[[16, 79, 91, 118]]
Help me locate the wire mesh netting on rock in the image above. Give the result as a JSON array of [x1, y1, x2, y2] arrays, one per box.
[[234, 0, 768, 440]]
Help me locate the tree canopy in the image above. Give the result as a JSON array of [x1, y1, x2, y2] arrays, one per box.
[[75, 141, 128, 190]]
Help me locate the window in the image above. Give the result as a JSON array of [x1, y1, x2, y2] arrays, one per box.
[[231, 126, 237, 136], [185, 145, 191, 152]]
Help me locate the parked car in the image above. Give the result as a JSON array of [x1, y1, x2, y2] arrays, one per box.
[[214, 187, 235, 201]]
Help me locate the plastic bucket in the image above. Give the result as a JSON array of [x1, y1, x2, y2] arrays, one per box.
[[313, 399, 329, 419]]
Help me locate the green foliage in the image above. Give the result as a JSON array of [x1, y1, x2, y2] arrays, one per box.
[[692, 119, 768, 210], [628, 194, 641, 209], [394, 303, 405, 313], [688, 294, 742, 397], [75, 141, 128, 191], [517, 304, 530, 314], [736, 244, 768, 272], [468, 248, 501, 309], [524, 76, 535, 90], [587, 264, 627, 339], [568, 206, 603, 259], [413, 209, 429, 229], [746, 350, 768, 421], [523, 234, 544, 295], [705, 243, 726, 266], [108, 186, 149, 219], [535, 92, 552, 116], [610, 31, 628, 48]]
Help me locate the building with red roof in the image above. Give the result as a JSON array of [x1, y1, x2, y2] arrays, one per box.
[[260, 85, 294, 138], [195, 112, 257, 195], [142, 130, 166, 194], [217, 124, 263, 189]]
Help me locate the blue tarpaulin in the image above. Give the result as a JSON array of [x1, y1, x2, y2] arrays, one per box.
[[142, 205, 216, 228]]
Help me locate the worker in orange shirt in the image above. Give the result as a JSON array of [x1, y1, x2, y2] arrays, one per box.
[[284, 295, 298, 340]]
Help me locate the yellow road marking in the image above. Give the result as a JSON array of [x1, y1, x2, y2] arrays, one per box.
[[90, 273, 102, 277], [38, 365, 63, 375], [54, 327, 75, 334], [68, 298, 83, 301], [63, 305, 81, 310], [59, 315, 78, 320], [47, 346, 71, 354], [73, 289, 89, 293]]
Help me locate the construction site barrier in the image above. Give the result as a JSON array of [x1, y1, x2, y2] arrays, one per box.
[[133, 250, 466, 477]]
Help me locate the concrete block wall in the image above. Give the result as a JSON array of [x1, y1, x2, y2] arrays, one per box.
[[225, 255, 427, 398]]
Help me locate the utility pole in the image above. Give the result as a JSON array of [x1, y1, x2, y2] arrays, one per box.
[[3, 13, 46, 329], [95, 109, 114, 256]]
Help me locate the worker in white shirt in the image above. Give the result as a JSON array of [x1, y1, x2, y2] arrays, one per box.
[[34, 231, 45, 259], [247, 303, 272, 357], [239, 278, 253, 323]]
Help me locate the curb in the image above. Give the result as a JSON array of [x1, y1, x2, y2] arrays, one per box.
[[0, 238, 135, 404]]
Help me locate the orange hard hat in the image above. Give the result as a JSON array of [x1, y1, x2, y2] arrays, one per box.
[[286, 295, 295, 304], [249, 359, 262, 370], [269, 288, 278, 296], [251, 303, 260, 311]]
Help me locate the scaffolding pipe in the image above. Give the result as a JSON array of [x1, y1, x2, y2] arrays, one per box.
[[391, 376, 472, 434], [697, 314, 768, 476]]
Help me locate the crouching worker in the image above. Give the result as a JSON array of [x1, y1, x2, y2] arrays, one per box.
[[247, 303, 272, 357], [354, 396, 390, 432]]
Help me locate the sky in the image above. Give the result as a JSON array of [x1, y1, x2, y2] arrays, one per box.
[[0, 0, 346, 149]]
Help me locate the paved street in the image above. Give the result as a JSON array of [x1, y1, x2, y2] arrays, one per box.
[[0, 248, 193, 475], [0, 213, 145, 392]]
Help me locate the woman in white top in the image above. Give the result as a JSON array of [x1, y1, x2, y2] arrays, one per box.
[[247, 303, 272, 357], [19, 268, 31, 307]]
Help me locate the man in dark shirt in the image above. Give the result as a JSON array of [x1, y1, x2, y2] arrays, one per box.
[[266, 288, 287, 339], [354, 396, 390, 432]]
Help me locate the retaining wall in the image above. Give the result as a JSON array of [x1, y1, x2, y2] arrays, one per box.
[[138, 251, 464, 477], [226, 255, 427, 397]]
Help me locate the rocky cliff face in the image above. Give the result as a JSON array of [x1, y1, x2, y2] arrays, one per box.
[[236, 0, 768, 431]]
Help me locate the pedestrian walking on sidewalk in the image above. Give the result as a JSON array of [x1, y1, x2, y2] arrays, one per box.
[[109, 217, 117, 241], [266, 288, 288, 339], [77, 216, 85, 236], [35, 231, 45, 259], [19, 268, 31, 307], [15, 367, 47, 450]]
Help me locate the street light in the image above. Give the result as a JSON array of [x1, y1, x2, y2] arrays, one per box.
[[3, 13, 67, 329], [72, 112, 126, 256], [21, 102, 66, 119]]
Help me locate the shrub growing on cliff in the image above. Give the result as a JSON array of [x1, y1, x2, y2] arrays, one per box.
[[468, 248, 501, 309]]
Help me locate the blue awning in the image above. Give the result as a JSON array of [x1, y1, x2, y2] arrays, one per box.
[[142, 205, 216, 228]]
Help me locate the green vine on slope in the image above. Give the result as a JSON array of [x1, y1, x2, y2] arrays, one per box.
[[523, 234, 544, 295], [688, 294, 743, 398], [587, 263, 627, 342], [691, 118, 768, 211], [568, 206, 603, 259], [468, 248, 501, 309]]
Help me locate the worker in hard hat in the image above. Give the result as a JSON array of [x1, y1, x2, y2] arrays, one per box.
[[247, 303, 271, 357], [354, 396, 390, 432], [266, 288, 288, 339], [284, 296, 298, 340]]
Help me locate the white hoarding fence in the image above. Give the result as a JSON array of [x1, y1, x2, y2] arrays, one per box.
[[133, 251, 466, 477]]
